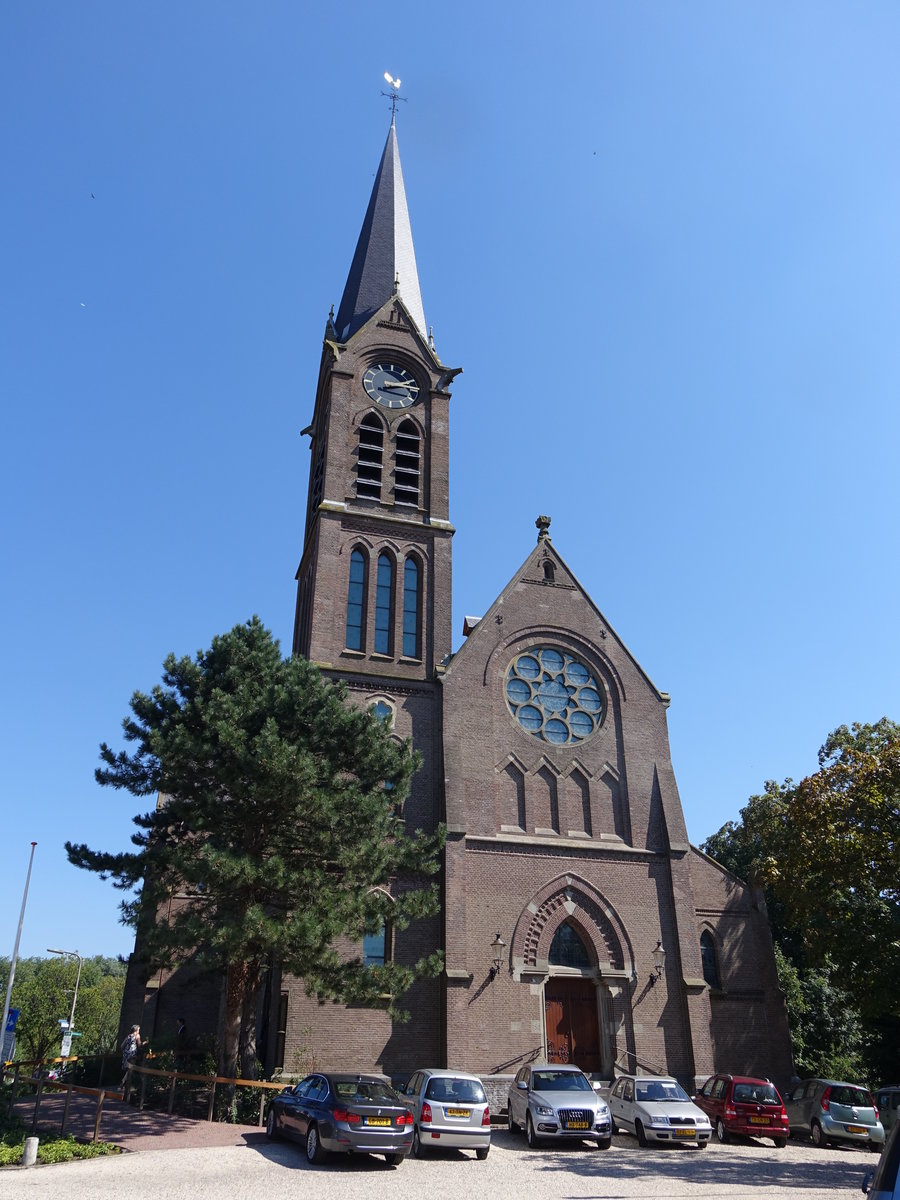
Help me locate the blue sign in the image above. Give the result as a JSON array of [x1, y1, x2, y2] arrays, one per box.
[[2, 1009, 19, 1064]]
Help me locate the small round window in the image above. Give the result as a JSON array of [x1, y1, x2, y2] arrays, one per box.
[[505, 647, 605, 744]]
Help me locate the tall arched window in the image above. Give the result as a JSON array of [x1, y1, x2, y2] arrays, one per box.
[[345, 548, 367, 651], [700, 930, 720, 989], [549, 923, 592, 969], [356, 413, 384, 500], [363, 921, 392, 968], [395, 419, 420, 506], [374, 552, 394, 655], [402, 556, 420, 658]]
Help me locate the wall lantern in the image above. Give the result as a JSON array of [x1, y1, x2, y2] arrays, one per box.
[[489, 932, 507, 979], [650, 938, 666, 985]]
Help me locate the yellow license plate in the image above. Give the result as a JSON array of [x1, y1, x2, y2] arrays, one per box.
[[564, 1121, 590, 1130], [364, 1117, 391, 1126], [750, 1116, 769, 1125], [847, 1125, 867, 1134], [674, 1129, 696, 1138], [446, 1108, 470, 1118]]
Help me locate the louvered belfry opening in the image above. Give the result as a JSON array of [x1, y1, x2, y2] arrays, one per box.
[[357, 413, 384, 499], [394, 419, 420, 506]]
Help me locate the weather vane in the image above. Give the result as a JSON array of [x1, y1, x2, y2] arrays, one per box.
[[382, 72, 406, 119]]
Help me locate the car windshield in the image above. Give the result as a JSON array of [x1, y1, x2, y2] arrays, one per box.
[[533, 1071, 592, 1092], [830, 1086, 873, 1108], [333, 1081, 398, 1104], [733, 1083, 780, 1105], [636, 1081, 690, 1103], [425, 1078, 486, 1103]]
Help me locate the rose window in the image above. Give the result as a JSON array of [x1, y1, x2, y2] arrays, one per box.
[[505, 647, 605, 744]]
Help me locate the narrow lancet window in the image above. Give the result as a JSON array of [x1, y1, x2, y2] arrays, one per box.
[[357, 413, 384, 500], [394, 419, 420, 506], [700, 931, 720, 989], [345, 548, 367, 651], [402, 556, 420, 658], [374, 552, 394, 655]]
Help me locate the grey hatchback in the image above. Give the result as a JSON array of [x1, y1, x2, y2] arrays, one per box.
[[785, 1078, 885, 1151], [401, 1069, 491, 1160]]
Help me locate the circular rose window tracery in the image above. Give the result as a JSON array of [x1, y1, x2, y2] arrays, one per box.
[[505, 647, 605, 744]]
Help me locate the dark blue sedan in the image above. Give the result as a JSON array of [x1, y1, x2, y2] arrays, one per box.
[[266, 1072, 414, 1166]]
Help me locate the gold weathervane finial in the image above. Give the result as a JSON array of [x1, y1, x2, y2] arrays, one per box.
[[382, 72, 406, 121]]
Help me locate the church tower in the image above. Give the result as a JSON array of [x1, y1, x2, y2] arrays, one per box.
[[293, 118, 461, 686]]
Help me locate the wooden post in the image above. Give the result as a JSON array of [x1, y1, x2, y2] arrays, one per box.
[[92, 1090, 105, 1143], [139, 1069, 147, 1111], [168, 1071, 177, 1115], [123, 1064, 132, 1104], [61, 1083, 73, 1134], [7, 1064, 20, 1118], [207, 1077, 216, 1122], [258, 1090, 265, 1126], [31, 1077, 44, 1133]]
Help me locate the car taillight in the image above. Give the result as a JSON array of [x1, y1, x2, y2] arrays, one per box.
[[395, 1111, 413, 1126], [779, 1108, 789, 1123], [482, 1107, 491, 1127], [333, 1108, 361, 1124], [821, 1087, 832, 1112], [725, 1106, 737, 1118], [421, 1102, 432, 1123]]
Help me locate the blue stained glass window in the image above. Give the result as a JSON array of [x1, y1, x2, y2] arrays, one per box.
[[402, 557, 420, 658], [374, 554, 394, 655], [505, 647, 606, 744], [363, 924, 388, 968], [549, 923, 592, 969], [372, 700, 392, 724], [346, 549, 366, 651]]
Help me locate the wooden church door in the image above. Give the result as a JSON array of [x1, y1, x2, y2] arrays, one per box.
[[544, 977, 602, 1073]]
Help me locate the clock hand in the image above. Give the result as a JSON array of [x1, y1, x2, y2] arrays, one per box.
[[381, 380, 418, 390]]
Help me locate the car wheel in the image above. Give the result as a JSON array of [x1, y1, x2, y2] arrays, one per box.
[[811, 1121, 827, 1149], [696, 1140, 708, 1150], [594, 1136, 611, 1150], [411, 1126, 425, 1158], [508, 1106, 519, 1134], [773, 1137, 787, 1148], [384, 1153, 405, 1167], [526, 1114, 540, 1149], [476, 1146, 490, 1160], [715, 1117, 730, 1144], [869, 1141, 882, 1153], [266, 1107, 278, 1140], [635, 1120, 648, 1148], [306, 1123, 327, 1165]]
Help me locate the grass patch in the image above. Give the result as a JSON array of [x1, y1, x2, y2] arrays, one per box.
[[0, 1110, 119, 1167]]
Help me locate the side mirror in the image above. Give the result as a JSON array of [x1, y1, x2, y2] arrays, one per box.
[[517, 1080, 528, 1091], [861, 1167, 874, 1194], [281, 1085, 292, 1095]]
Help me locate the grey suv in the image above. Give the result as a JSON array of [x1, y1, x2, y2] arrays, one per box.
[[507, 1063, 612, 1149], [785, 1078, 885, 1150]]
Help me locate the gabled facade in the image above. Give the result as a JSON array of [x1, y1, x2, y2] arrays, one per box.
[[122, 117, 793, 1089]]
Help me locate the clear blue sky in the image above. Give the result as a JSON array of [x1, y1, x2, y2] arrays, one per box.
[[3, 2, 899, 960]]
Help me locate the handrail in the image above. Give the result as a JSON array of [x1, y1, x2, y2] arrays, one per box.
[[125, 1062, 286, 1126]]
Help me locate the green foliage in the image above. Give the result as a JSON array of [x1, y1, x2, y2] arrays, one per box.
[[65, 617, 445, 1075], [0, 1111, 118, 1166], [0, 957, 125, 1063], [703, 719, 900, 1084]]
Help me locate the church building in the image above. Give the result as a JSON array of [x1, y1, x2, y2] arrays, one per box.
[[126, 116, 793, 1089]]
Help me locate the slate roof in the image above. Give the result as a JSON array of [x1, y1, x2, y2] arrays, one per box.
[[334, 119, 426, 343]]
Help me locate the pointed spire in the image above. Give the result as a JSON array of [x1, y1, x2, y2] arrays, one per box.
[[334, 122, 426, 343]]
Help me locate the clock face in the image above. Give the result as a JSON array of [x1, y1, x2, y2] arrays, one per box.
[[363, 362, 420, 408]]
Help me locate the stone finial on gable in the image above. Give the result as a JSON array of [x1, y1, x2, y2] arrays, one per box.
[[536, 514, 552, 542]]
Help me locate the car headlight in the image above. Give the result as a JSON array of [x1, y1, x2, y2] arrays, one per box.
[[649, 1113, 670, 1127], [533, 1103, 554, 1117], [595, 1103, 610, 1118]]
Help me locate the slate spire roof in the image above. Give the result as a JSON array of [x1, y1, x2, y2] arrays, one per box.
[[334, 118, 426, 343]]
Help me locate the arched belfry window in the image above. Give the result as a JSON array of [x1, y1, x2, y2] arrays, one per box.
[[357, 413, 384, 500], [395, 419, 421, 507], [374, 552, 395, 655], [549, 923, 592, 970], [402, 556, 421, 659], [345, 547, 367, 651], [700, 930, 720, 989]]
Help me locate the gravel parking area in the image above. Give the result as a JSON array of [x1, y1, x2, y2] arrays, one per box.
[[0, 1128, 878, 1199]]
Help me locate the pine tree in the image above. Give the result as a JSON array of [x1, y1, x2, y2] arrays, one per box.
[[66, 617, 444, 1077]]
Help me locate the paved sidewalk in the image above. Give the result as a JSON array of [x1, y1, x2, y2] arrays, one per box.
[[10, 1092, 266, 1152]]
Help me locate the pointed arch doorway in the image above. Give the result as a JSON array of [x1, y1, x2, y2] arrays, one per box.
[[543, 923, 605, 1074]]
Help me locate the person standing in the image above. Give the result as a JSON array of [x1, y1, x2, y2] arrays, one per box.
[[120, 1024, 141, 1085]]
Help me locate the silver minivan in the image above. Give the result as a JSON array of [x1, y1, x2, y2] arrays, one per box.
[[785, 1078, 885, 1150], [876, 1089, 900, 1135]]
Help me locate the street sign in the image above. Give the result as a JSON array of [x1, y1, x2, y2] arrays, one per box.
[[60, 1033, 73, 1057], [1, 1009, 19, 1064]]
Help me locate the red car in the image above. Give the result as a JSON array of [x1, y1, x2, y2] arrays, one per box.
[[694, 1074, 789, 1147]]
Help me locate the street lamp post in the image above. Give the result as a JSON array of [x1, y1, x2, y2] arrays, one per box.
[[47, 948, 84, 1066], [1, 842, 37, 1074]]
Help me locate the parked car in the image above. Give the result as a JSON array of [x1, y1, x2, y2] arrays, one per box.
[[694, 1073, 790, 1147], [266, 1072, 414, 1165], [863, 1118, 900, 1199], [785, 1078, 884, 1151], [400, 1068, 491, 1159], [876, 1089, 900, 1134], [507, 1063, 612, 1149], [607, 1074, 712, 1148]]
